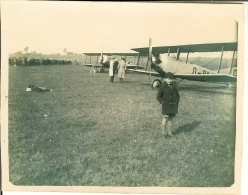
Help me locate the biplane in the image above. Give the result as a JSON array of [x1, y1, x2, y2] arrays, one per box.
[[83, 52, 140, 72], [129, 38, 237, 88]]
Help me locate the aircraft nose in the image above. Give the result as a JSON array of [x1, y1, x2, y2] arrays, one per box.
[[152, 55, 162, 64]]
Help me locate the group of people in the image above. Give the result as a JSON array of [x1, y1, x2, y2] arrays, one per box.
[[109, 57, 127, 83], [9, 57, 74, 66]]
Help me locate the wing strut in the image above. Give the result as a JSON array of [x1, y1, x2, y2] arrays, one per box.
[[229, 51, 236, 75], [100, 48, 104, 72], [186, 51, 189, 64], [136, 49, 141, 68], [167, 47, 170, 56], [145, 57, 149, 71], [85, 55, 88, 64], [176, 47, 180, 60], [217, 45, 224, 73], [148, 38, 152, 82], [177, 79, 184, 84]]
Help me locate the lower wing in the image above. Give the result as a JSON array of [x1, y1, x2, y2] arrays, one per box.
[[174, 74, 237, 83], [128, 69, 237, 83], [84, 64, 102, 67], [126, 65, 145, 69], [127, 69, 161, 77], [85, 64, 142, 69]]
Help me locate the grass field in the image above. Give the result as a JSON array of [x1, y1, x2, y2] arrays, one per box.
[[8, 64, 236, 187]]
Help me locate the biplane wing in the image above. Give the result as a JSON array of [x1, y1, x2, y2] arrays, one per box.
[[84, 64, 95, 67], [131, 42, 237, 54], [85, 64, 139, 69], [128, 69, 160, 77], [128, 69, 237, 83], [83, 52, 141, 70], [83, 52, 139, 56], [84, 62, 138, 69], [130, 40, 238, 88], [172, 74, 237, 83]]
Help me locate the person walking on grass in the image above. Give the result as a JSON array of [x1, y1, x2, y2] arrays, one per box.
[[109, 57, 115, 82], [157, 72, 180, 139], [117, 58, 127, 83]]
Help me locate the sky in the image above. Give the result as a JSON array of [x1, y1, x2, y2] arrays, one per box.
[[2, 1, 241, 55]]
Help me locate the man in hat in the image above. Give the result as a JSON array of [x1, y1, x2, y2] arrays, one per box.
[[157, 72, 180, 138], [113, 57, 119, 75]]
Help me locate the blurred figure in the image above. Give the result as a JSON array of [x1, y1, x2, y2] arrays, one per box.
[[117, 58, 127, 83], [113, 57, 119, 74], [109, 57, 115, 82], [22, 57, 25, 66]]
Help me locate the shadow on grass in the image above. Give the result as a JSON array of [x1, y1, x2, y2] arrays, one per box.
[[173, 121, 201, 135]]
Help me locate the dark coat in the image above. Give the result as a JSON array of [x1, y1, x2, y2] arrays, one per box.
[[157, 81, 180, 115], [113, 61, 119, 74], [113, 61, 119, 70]]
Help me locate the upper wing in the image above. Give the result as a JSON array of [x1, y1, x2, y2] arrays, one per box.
[[131, 42, 237, 54], [83, 53, 101, 56], [83, 52, 139, 56]]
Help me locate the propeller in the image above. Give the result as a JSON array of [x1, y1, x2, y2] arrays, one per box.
[[148, 38, 152, 60], [148, 38, 152, 82]]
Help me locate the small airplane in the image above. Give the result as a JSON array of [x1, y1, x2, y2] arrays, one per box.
[[129, 38, 237, 88], [83, 51, 141, 72]]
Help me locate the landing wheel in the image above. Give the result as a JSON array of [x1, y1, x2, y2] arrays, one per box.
[[100, 68, 104, 73], [151, 79, 161, 89]]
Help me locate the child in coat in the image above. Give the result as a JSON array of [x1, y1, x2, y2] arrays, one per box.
[[157, 72, 180, 138]]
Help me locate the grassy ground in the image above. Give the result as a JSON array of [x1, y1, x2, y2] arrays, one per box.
[[8, 64, 236, 187]]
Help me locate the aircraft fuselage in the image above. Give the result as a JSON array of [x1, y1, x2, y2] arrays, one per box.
[[152, 54, 217, 76]]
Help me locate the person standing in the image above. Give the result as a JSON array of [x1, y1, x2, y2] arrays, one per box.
[[113, 58, 119, 75], [117, 58, 127, 83], [109, 57, 114, 82], [157, 72, 180, 138]]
